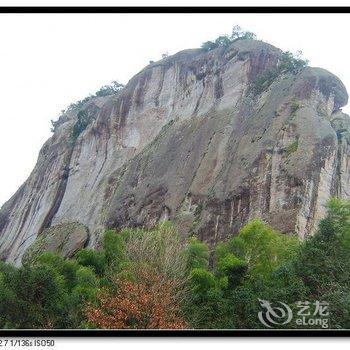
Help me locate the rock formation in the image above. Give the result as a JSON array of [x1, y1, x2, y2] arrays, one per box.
[[21, 222, 89, 265], [1, 39, 349, 265]]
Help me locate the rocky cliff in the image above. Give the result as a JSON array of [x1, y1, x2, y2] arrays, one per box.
[[1, 39, 349, 265]]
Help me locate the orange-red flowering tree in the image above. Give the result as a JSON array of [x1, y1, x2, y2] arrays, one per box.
[[86, 269, 188, 329]]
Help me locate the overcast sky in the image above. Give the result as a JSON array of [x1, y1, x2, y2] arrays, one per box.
[[0, 13, 349, 206]]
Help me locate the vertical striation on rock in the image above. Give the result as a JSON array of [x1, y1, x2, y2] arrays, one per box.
[[0, 39, 349, 265]]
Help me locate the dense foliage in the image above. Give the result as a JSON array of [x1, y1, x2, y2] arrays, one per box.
[[0, 199, 349, 329]]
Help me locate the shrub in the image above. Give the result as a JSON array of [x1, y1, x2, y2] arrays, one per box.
[[201, 25, 257, 52], [95, 81, 124, 97], [75, 249, 106, 276], [72, 110, 93, 140], [216, 253, 248, 288], [279, 51, 308, 74], [201, 41, 219, 52], [73, 266, 99, 301], [286, 140, 298, 155], [103, 230, 125, 269], [35, 252, 80, 291], [250, 68, 280, 95], [50, 81, 124, 133], [231, 25, 256, 41], [251, 51, 308, 95], [185, 237, 209, 270], [214, 35, 231, 47]]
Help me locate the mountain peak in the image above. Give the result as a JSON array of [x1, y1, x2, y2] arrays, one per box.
[[1, 38, 349, 265]]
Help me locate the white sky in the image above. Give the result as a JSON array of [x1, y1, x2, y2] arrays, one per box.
[[1, 13, 350, 207]]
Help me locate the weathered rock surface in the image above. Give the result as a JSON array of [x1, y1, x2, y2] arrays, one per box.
[[1, 39, 349, 265], [21, 222, 89, 265]]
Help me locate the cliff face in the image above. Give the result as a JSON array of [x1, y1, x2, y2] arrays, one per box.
[[1, 39, 349, 265]]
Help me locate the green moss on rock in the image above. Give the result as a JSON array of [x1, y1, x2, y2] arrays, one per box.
[[22, 222, 89, 265], [286, 140, 298, 156]]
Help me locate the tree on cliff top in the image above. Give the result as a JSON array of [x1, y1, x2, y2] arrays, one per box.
[[201, 25, 257, 52]]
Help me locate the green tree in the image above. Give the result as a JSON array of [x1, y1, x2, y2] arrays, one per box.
[[201, 25, 257, 52], [184, 268, 234, 329], [75, 249, 106, 276], [0, 264, 66, 328], [95, 81, 124, 97], [216, 253, 247, 289], [185, 237, 209, 270], [103, 230, 125, 269], [35, 252, 80, 291], [72, 266, 99, 301], [220, 220, 300, 280], [201, 41, 218, 52], [230, 25, 256, 41], [214, 35, 231, 47], [279, 51, 308, 74]]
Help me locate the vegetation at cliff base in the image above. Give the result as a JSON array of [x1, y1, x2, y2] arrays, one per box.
[[0, 198, 350, 329]]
